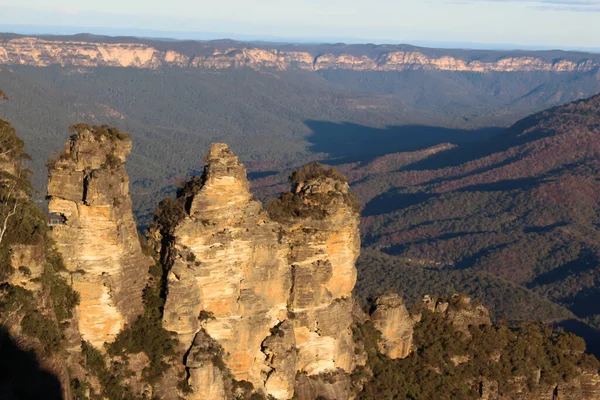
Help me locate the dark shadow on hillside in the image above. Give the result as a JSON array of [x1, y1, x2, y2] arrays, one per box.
[[452, 243, 511, 271], [363, 190, 437, 216], [0, 326, 63, 399], [560, 287, 600, 320], [523, 222, 568, 234], [456, 177, 539, 193], [304, 120, 503, 165], [404, 120, 562, 172], [247, 171, 279, 180], [556, 319, 600, 359], [529, 255, 597, 287]]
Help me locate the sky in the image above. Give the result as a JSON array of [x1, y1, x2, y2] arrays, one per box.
[[0, 0, 599, 50]]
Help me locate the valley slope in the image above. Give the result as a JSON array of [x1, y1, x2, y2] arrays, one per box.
[[276, 94, 600, 338], [1, 34, 600, 346], [0, 34, 599, 227]]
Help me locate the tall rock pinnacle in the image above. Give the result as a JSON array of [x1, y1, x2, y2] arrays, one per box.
[[159, 143, 293, 398], [46, 125, 153, 347], [153, 147, 363, 399], [272, 163, 361, 377]]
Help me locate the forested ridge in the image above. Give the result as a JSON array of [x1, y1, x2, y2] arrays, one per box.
[[336, 95, 600, 339], [2, 86, 600, 397]]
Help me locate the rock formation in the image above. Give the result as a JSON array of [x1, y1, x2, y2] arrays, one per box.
[[370, 292, 414, 359], [275, 164, 361, 377], [152, 146, 362, 399], [4, 126, 600, 399], [156, 144, 293, 398], [1, 37, 599, 73], [47, 125, 152, 347], [423, 294, 491, 335]]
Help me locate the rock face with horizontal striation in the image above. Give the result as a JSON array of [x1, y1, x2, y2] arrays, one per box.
[[1, 37, 599, 73], [158, 143, 293, 398], [153, 147, 363, 399], [370, 292, 414, 359], [273, 164, 361, 377], [47, 125, 152, 347]]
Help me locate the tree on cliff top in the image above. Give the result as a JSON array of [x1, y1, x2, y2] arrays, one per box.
[[68, 123, 132, 141], [0, 95, 30, 246]]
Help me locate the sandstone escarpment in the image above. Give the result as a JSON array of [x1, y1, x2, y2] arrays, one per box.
[[46, 125, 152, 347], [1, 37, 599, 73], [156, 143, 293, 398]]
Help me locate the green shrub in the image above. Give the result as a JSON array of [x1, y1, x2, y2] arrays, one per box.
[[198, 310, 215, 321], [151, 198, 186, 237], [43, 247, 80, 322], [68, 124, 131, 141], [103, 153, 121, 169], [82, 341, 136, 400], [70, 378, 90, 400], [21, 312, 63, 354], [107, 262, 177, 385], [289, 162, 347, 189]]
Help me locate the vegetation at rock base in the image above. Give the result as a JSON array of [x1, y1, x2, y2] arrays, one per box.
[[81, 341, 138, 400], [107, 262, 177, 385], [0, 116, 80, 397], [353, 304, 600, 399]]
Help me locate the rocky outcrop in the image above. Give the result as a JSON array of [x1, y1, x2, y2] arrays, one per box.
[[7, 244, 45, 292], [483, 370, 600, 400], [262, 320, 298, 399], [423, 294, 491, 335], [1, 37, 599, 73], [184, 330, 228, 400], [275, 164, 361, 378], [370, 292, 414, 359], [294, 370, 354, 400], [153, 147, 362, 399], [158, 143, 293, 398], [46, 125, 152, 347]]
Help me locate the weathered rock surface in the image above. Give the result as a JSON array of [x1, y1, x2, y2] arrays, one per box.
[[1, 37, 599, 73], [484, 370, 600, 400], [47, 126, 152, 347], [262, 320, 297, 399], [159, 143, 292, 397], [275, 168, 361, 377], [153, 147, 362, 399], [294, 370, 354, 400], [423, 294, 491, 335], [185, 330, 228, 400], [8, 244, 45, 292], [370, 292, 414, 359]]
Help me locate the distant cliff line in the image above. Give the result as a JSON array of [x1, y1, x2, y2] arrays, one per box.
[[1, 37, 599, 73]]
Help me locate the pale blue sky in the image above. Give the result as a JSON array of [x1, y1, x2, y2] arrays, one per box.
[[0, 0, 599, 49]]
